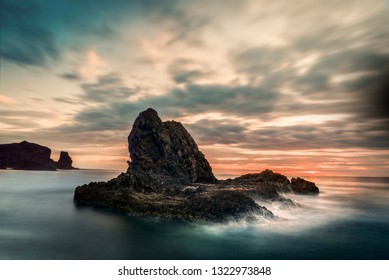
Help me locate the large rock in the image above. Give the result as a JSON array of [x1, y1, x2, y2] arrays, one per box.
[[223, 169, 290, 187], [0, 141, 56, 170], [74, 108, 319, 222], [75, 108, 266, 222], [54, 151, 77, 169], [222, 170, 319, 196], [0, 141, 77, 170], [291, 177, 319, 194], [128, 108, 217, 183]]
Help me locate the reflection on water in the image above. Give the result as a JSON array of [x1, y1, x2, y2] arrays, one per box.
[[0, 170, 388, 259]]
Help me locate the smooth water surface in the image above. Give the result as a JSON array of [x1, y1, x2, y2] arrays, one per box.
[[0, 170, 388, 259]]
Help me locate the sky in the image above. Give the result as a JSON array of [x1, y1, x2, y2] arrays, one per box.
[[1, 0, 389, 177]]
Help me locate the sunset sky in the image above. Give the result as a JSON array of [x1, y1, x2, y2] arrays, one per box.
[[1, 0, 389, 177]]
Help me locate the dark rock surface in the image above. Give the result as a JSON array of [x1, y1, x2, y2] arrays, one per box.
[[54, 151, 77, 169], [128, 108, 217, 183], [291, 177, 319, 194], [0, 141, 55, 170], [0, 141, 77, 170], [74, 178, 274, 222], [74, 108, 319, 222], [221, 169, 319, 196]]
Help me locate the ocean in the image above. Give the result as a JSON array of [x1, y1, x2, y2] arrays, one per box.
[[0, 169, 388, 260]]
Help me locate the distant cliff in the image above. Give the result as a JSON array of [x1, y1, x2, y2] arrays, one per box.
[[0, 141, 77, 170]]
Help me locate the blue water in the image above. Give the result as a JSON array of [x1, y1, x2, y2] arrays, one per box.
[[0, 170, 388, 260]]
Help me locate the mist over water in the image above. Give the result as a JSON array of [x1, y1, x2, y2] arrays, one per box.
[[0, 170, 388, 259]]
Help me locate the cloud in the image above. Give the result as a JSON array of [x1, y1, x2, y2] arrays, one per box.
[[188, 118, 389, 151], [147, 83, 280, 118], [0, 95, 14, 106], [0, 117, 42, 131], [231, 46, 288, 77], [53, 97, 83, 105], [0, 0, 59, 66], [187, 120, 247, 145], [2, 0, 389, 175], [51, 79, 279, 136], [168, 58, 211, 84], [76, 49, 107, 80], [0, 109, 57, 132], [334, 52, 389, 121], [288, 48, 389, 126], [59, 72, 82, 81], [70, 103, 139, 132], [143, 0, 212, 47], [80, 73, 138, 103]]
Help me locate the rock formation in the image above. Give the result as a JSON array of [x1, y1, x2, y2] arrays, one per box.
[[0, 141, 56, 170], [54, 151, 77, 169], [0, 141, 77, 170], [74, 108, 319, 222], [291, 177, 319, 194], [127, 108, 217, 183], [221, 169, 319, 196]]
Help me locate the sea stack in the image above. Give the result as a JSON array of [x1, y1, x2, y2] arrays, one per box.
[[128, 108, 217, 183], [74, 108, 319, 222], [54, 151, 77, 170]]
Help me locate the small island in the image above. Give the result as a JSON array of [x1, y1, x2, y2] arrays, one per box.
[[74, 108, 318, 222], [0, 141, 77, 171]]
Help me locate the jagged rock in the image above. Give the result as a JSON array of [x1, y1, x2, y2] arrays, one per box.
[[222, 170, 319, 196], [0, 141, 56, 170], [291, 177, 319, 194], [220, 169, 295, 206], [222, 169, 290, 189], [74, 108, 319, 222], [233, 169, 289, 184], [0, 140, 77, 171], [54, 151, 77, 169], [128, 108, 217, 184]]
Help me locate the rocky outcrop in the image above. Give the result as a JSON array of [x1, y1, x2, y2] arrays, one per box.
[[74, 177, 274, 222], [221, 170, 319, 196], [0, 141, 56, 170], [220, 170, 292, 201], [291, 177, 319, 194], [0, 141, 77, 170], [74, 108, 319, 222], [54, 151, 77, 169], [127, 108, 217, 184]]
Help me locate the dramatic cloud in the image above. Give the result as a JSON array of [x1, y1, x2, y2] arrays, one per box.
[[69, 102, 139, 132], [0, 1, 59, 66], [1, 0, 388, 175], [231, 47, 289, 78], [144, 83, 280, 118], [168, 59, 211, 84], [80, 73, 138, 103]]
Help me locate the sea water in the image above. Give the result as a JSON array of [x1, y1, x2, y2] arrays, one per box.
[[0, 170, 388, 260]]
